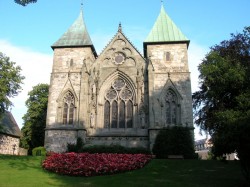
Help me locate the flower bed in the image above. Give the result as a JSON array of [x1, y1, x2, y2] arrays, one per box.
[[42, 152, 152, 176]]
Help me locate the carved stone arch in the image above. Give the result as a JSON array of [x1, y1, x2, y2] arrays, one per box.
[[57, 77, 79, 103], [125, 57, 136, 67], [122, 47, 132, 55], [57, 88, 78, 104], [113, 38, 126, 46], [98, 70, 137, 129], [98, 70, 137, 105]]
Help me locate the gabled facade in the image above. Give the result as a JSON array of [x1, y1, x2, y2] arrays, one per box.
[[45, 5, 193, 152]]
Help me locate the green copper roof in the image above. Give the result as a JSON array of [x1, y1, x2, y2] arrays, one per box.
[[52, 10, 93, 48], [145, 5, 189, 43]]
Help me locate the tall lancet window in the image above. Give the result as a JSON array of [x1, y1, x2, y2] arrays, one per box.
[[104, 79, 134, 128], [63, 91, 75, 124], [165, 90, 178, 125]]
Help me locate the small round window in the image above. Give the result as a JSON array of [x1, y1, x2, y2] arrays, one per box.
[[114, 52, 125, 65]]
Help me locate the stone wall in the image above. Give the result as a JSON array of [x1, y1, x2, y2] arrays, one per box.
[[44, 129, 78, 153], [0, 134, 20, 155], [85, 136, 148, 149], [45, 34, 193, 153], [146, 43, 193, 129]]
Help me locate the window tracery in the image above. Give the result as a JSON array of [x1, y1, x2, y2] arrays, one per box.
[[104, 79, 134, 128], [165, 90, 178, 125], [62, 91, 75, 124]]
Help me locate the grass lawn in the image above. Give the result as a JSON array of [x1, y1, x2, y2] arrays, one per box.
[[0, 155, 246, 187]]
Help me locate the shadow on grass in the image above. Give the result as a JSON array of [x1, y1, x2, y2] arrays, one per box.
[[0, 155, 247, 187], [42, 159, 246, 187], [1, 155, 44, 171]]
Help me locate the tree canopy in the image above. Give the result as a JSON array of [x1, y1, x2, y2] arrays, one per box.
[[15, 0, 37, 6], [193, 27, 250, 182], [20, 83, 49, 155], [0, 52, 24, 116]]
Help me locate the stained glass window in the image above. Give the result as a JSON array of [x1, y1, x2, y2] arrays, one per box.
[[127, 100, 133, 128], [104, 78, 134, 128], [104, 101, 110, 128], [111, 101, 118, 128], [69, 103, 74, 124], [119, 101, 125, 128], [165, 90, 178, 125], [63, 103, 68, 124], [172, 101, 177, 124], [62, 91, 75, 124], [166, 102, 171, 124]]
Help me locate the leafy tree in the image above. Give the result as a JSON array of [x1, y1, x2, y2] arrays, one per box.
[[14, 0, 37, 6], [20, 83, 49, 155], [193, 27, 250, 182], [0, 52, 24, 116]]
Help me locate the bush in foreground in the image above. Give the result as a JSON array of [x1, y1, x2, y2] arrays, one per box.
[[153, 126, 196, 159], [42, 152, 152, 177], [32, 146, 46, 156]]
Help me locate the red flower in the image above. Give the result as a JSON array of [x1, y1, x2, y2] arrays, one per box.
[[42, 153, 152, 177]]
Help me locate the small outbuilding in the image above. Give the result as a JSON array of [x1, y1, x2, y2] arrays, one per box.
[[0, 111, 21, 155]]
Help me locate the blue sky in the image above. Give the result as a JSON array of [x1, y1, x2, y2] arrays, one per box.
[[0, 0, 249, 140]]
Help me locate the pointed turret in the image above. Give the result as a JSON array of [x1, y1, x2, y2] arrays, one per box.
[[52, 10, 97, 56], [144, 5, 189, 45]]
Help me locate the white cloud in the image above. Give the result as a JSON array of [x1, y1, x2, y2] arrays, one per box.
[[0, 40, 53, 128]]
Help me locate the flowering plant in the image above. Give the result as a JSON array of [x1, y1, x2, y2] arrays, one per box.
[[42, 152, 152, 176]]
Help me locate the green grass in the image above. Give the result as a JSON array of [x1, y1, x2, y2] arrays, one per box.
[[0, 155, 246, 187]]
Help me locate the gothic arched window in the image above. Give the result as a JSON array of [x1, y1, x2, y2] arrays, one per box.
[[63, 91, 75, 124], [165, 90, 179, 125], [104, 79, 134, 128]]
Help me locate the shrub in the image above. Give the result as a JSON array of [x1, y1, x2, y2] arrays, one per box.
[[32, 146, 46, 156], [152, 126, 196, 159], [67, 137, 84, 153], [42, 152, 152, 177]]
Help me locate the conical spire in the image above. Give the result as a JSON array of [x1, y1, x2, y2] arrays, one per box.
[[144, 5, 189, 43], [52, 10, 94, 49]]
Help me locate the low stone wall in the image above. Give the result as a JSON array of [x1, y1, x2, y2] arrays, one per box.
[[85, 136, 148, 149], [0, 134, 20, 155]]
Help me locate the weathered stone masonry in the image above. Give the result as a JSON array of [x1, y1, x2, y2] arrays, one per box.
[[45, 5, 193, 152]]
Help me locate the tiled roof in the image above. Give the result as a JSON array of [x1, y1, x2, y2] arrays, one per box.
[[52, 10, 93, 48], [0, 112, 21, 138], [144, 5, 189, 43]]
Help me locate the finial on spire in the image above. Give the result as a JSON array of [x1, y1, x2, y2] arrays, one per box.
[[118, 22, 122, 32], [81, 0, 83, 11]]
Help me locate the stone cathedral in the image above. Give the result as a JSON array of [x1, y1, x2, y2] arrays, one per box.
[[44, 5, 193, 153]]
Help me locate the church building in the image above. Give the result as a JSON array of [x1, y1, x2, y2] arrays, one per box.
[[44, 5, 193, 153]]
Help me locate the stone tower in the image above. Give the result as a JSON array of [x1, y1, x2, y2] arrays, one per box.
[[144, 5, 193, 150], [45, 11, 97, 152], [44, 5, 193, 153]]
